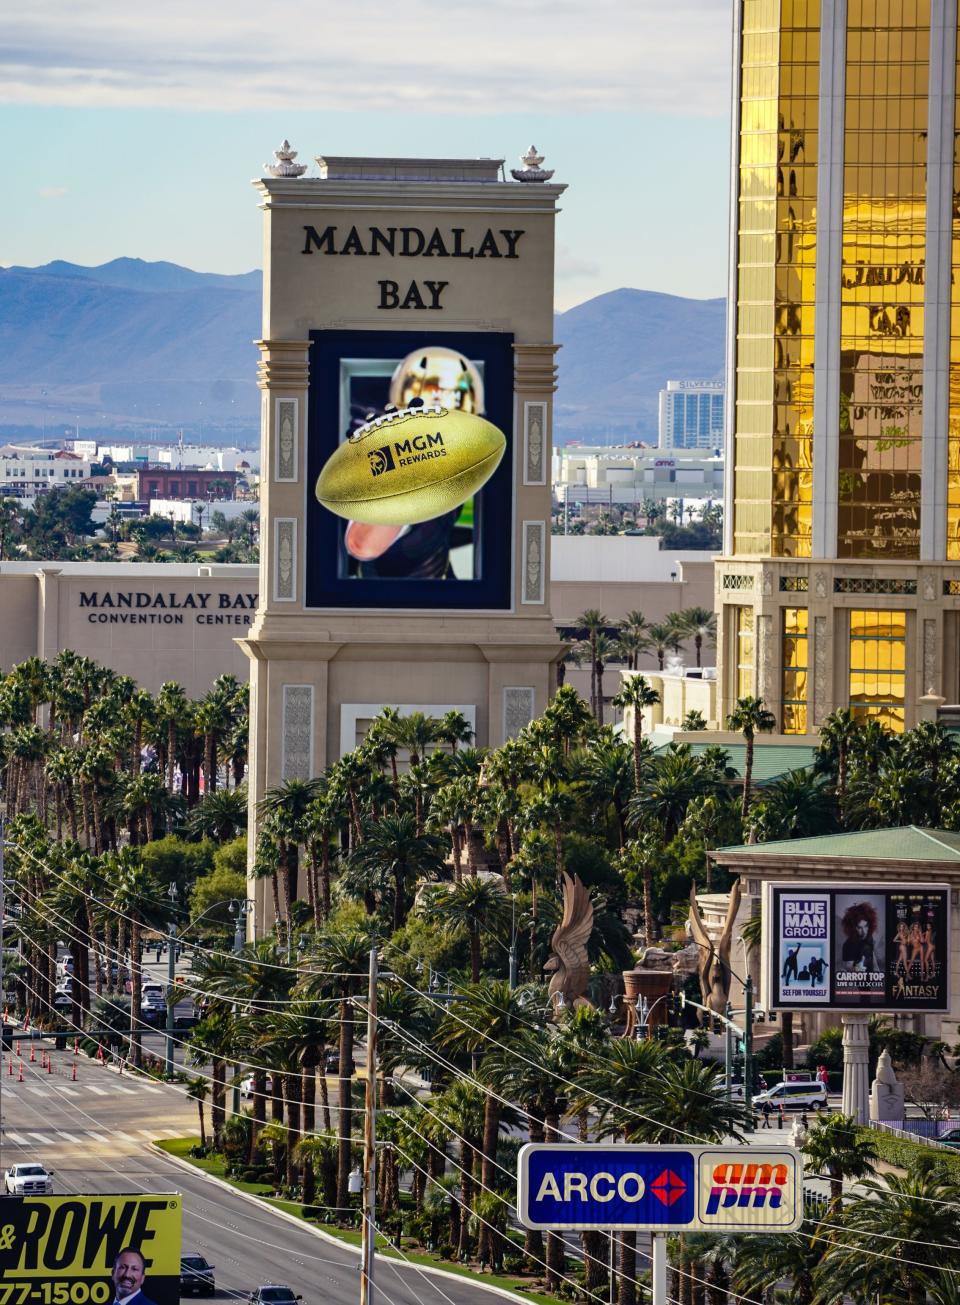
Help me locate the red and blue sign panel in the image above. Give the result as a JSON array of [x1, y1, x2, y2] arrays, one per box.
[[517, 1144, 803, 1233]]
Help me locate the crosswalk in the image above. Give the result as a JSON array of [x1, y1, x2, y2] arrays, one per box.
[[0, 1080, 177, 1101], [4, 1126, 185, 1147]]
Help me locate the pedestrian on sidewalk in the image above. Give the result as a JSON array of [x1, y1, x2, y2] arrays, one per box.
[[778, 1102, 785, 1129], [761, 1101, 772, 1128]]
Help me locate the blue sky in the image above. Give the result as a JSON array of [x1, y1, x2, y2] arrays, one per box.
[[2, 2, 733, 312]]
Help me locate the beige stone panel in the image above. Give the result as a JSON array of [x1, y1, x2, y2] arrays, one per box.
[[0, 575, 41, 667]]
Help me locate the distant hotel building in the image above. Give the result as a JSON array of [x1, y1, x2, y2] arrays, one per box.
[[554, 445, 723, 505], [716, 0, 960, 734], [658, 380, 725, 450], [1, 445, 93, 494]]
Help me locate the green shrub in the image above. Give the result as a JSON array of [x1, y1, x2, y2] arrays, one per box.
[[864, 1127, 960, 1181]]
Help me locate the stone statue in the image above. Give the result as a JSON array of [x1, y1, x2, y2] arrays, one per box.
[[544, 872, 594, 1018], [869, 1047, 905, 1122], [687, 878, 742, 1016]]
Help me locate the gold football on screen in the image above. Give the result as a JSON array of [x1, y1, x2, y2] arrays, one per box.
[[315, 404, 506, 526]]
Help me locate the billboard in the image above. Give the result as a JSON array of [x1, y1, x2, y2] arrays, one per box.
[[517, 1145, 803, 1233], [306, 329, 514, 610], [764, 882, 950, 1011], [0, 1195, 181, 1305]]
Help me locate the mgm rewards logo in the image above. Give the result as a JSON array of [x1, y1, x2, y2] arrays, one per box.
[[368, 431, 447, 476]]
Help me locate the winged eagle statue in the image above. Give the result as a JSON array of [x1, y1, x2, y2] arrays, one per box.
[[687, 877, 742, 1016], [544, 872, 595, 1018]]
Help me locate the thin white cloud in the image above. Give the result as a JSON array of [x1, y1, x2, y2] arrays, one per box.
[[556, 245, 600, 280], [38, 186, 68, 199], [2, 1, 731, 116]]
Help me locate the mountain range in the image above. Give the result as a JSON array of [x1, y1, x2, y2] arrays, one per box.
[[0, 258, 725, 445]]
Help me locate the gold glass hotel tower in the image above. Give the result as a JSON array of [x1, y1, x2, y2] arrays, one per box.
[[716, 0, 960, 733]]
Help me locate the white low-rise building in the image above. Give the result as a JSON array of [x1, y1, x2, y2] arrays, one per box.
[[0, 446, 93, 494], [553, 444, 723, 505]]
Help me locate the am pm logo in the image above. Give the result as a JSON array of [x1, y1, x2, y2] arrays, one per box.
[[704, 1160, 791, 1219]]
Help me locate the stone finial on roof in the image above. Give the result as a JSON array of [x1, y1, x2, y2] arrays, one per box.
[[264, 140, 308, 178], [511, 145, 554, 183]]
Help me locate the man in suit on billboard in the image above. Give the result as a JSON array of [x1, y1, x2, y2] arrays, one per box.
[[112, 1248, 158, 1305]]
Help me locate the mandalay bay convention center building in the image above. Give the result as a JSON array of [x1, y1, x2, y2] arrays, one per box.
[[715, 0, 960, 735]]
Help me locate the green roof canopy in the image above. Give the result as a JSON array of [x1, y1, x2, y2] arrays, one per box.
[[650, 741, 819, 788], [713, 826, 960, 862]]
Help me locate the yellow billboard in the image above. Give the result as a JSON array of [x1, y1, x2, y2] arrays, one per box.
[[0, 1196, 181, 1305]]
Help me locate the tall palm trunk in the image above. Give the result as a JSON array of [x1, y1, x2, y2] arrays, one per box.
[[335, 996, 355, 1211], [285, 1071, 302, 1188], [211, 1057, 225, 1145], [476, 1095, 501, 1264], [130, 917, 143, 1067]]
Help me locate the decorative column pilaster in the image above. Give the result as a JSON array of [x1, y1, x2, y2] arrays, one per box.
[[513, 345, 560, 614], [841, 1013, 870, 1124], [255, 340, 310, 612]]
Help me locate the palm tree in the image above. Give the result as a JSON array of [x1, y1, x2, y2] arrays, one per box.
[[646, 621, 682, 671], [421, 878, 508, 982], [801, 1110, 877, 1208], [348, 812, 446, 932], [574, 609, 610, 720], [675, 607, 716, 669], [108, 846, 161, 1067], [725, 695, 776, 819], [816, 1166, 960, 1305], [590, 632, 620, 726], [749, 769, 836, 841], [188, 787, 249, 842], [186, 1075, 210, 1148], [732, 1224, 823, 1305], [437, 983, 530, 1261], [302, 926, 371, 1211], [613, 675, 660, 792], [616, 626, 652, 672], [258, 777, 323, 931], [438, 710, 474, 753], [578, 1049, 743, 1305], [575, 733, 634, 849], [816, 707, 861, 804], [383, 710, 441, 767]]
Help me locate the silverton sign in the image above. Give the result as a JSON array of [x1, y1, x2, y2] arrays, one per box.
[[78, 591, 259, 626]]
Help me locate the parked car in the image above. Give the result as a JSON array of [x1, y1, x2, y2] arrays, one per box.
[[938, 1127, 960, 1149], [249, 1288, 302, 1305], [53, 980, 77, 1009], [141, 984, 167, 1024], [56, 957, 75, 979], [239, 1075, 273, 1097], [752, 1080, 829, 1112], [4, 1163, 54, 1195], [180, 1254, 215, 1296]]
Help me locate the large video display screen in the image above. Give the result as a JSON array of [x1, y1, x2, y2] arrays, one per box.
[[305, 330, 514, 610], [764, 882, 950, 1012]]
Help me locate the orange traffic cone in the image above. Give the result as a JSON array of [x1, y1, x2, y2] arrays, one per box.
[[46, 1056, 52, 1075], [17, 1063, 23, 1082], [73, 1039, 79, 1056], [71, 1061, 77, 1082], [14, 1041, 20, 1058], [29, 1045, 35, 1063], [6, 1058, 11, 1077], [118, 1058, 124, 1076]]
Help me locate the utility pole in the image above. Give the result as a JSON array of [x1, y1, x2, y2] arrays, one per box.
[[0, 816, 5, 1172], [360, 945, 377, 1305], [231, 902, 246, 1117], [164, 921, 177, 1077], [724, 1000, 732, 1099], [744, 975, 754, 1132]]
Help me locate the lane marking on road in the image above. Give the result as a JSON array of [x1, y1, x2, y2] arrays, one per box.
[[56, 1132, 84, 1143], [84, 1086, 108, 1096], [26, 1133, 52, 1145], [84, 1132, 109, 1143], [57, 1086, 79, 1097], [5, 1133, 28, 1144], [111, 1085, 136, 1095], [159, 1129, 184, 1137], [138, 1086, 164, 1095], [137, 1130, 160, 1139], [112, 1131, 138, 1141], [22, 1087, 46, 1097]]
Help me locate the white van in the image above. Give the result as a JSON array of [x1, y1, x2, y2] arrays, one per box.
[[753, 1080, 829, 1111]]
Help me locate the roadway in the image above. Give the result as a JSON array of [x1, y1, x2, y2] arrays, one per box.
[[0, 1042, 508, 1305]]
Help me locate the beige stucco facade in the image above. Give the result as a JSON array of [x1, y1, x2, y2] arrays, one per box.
[[241, 154, 567, 929], [0, 562, 255, 696]]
